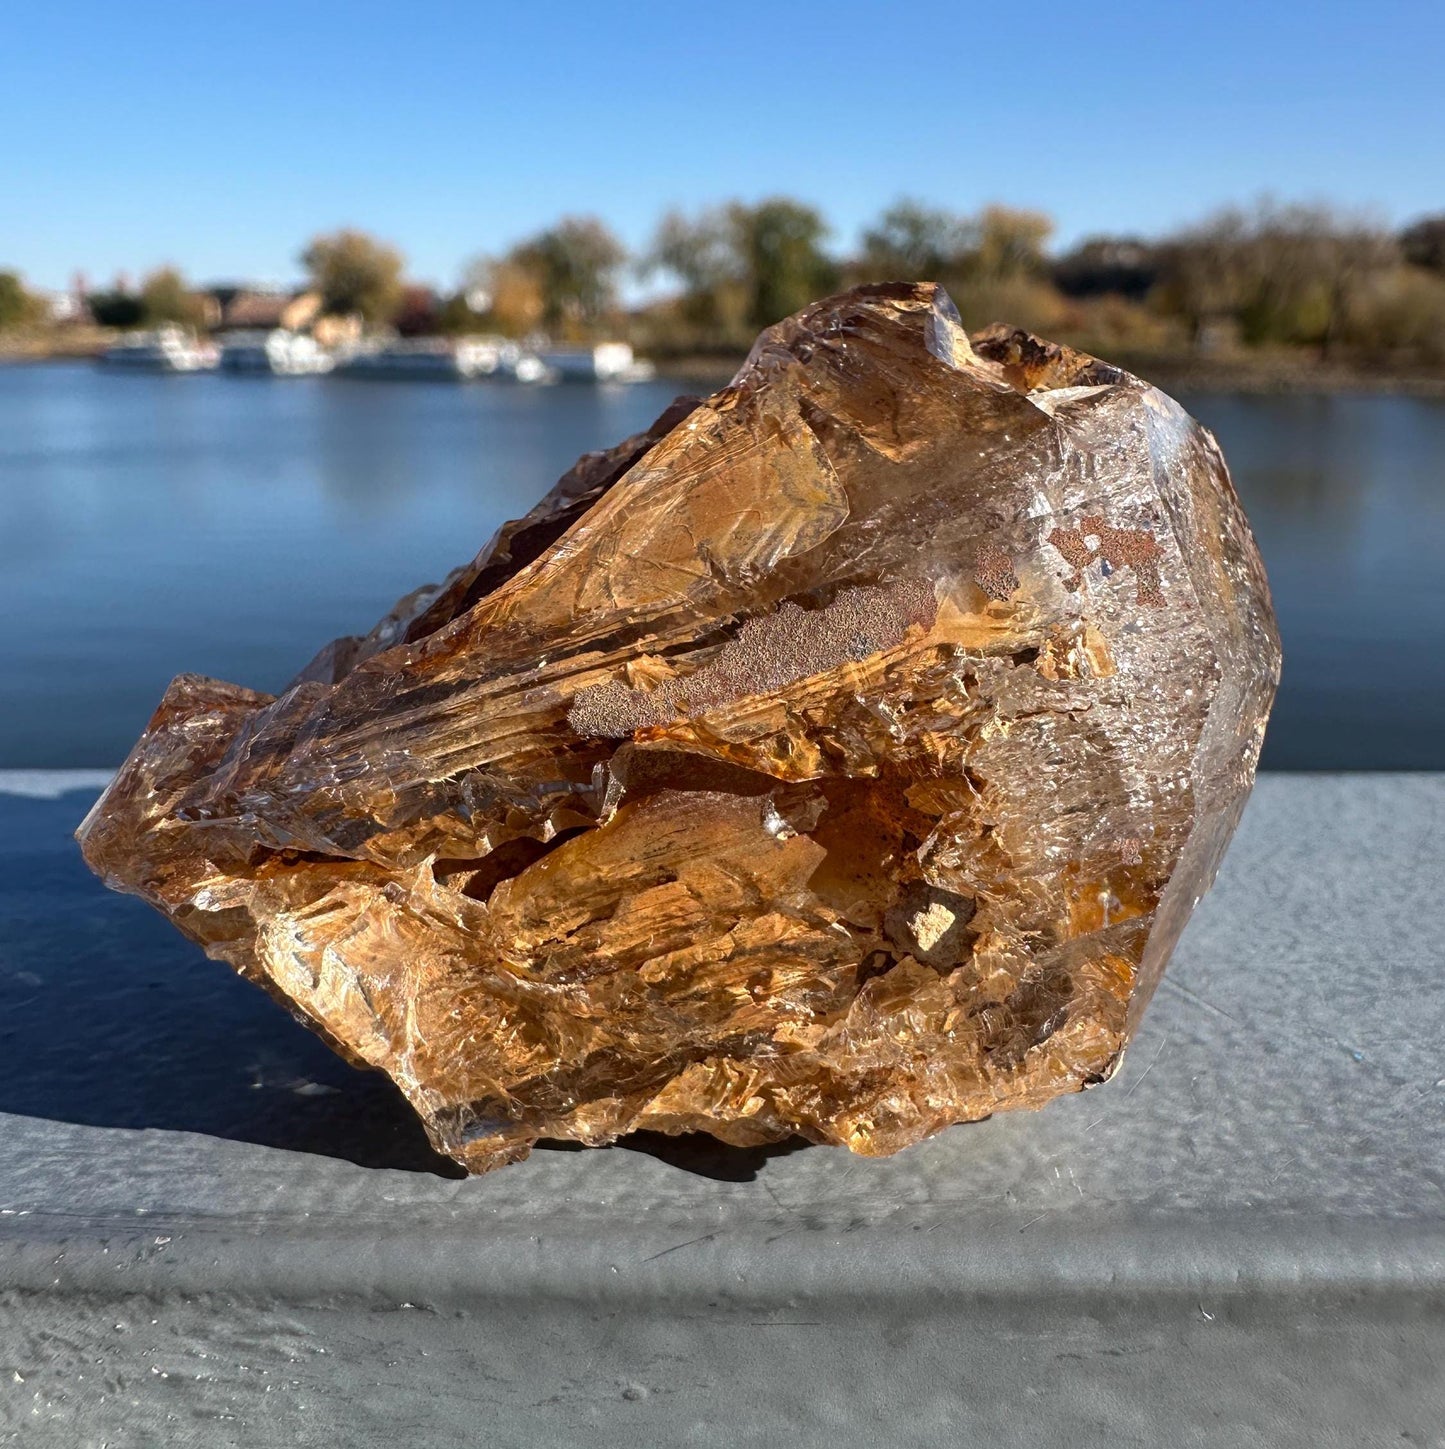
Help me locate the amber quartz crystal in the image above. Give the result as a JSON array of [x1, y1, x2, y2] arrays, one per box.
[[79, 285, 1280, 1172]]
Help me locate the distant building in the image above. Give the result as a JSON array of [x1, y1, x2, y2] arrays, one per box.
[[393, 286, 443, 338], [312, 312, 363, 349], [208, 285, 322, 334], [1053, 238, 1159, 302]]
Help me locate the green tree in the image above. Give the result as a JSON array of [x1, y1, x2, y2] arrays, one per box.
[[645, 198, 838, 341], [1400, 215, 1445, 274], [853, 201, 1061, 334], [139, 267, 205, 327], [301, 228, 406, 324], [856, 201, 1052, 298], [509, 216, 626, 335], [859, 200, 969, 281], [1158, 202, 1397, 354], [435, 290, 485, 336], [726, 198, 837, 329], [0, 271, 41, 329], [1341, 264, 1445, 362], [88, 290, 144, 328]]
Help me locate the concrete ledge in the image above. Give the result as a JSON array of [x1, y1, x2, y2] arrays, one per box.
[[1, 774, 1442, 1445]]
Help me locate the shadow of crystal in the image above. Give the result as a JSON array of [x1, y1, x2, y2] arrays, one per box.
[[0, 787, 461, 1175]]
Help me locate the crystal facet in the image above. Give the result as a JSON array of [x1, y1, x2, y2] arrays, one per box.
[[78, 284, 1281, 1172]]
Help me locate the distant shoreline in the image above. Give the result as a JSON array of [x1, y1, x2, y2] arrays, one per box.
[[652, 352, 1445, 399], [5, 335, 1445, 398]]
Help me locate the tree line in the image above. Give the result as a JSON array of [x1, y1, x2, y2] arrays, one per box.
[[4, 198, 1445, 365]]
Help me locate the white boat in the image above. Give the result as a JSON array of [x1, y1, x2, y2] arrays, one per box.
[[334, 337, 517, 381], [508, 352, 555, 384], [533, 342, 655, 383], [100, 325, 219, 372], [458, 337, 523, 378], [219, 329, 333, 376]]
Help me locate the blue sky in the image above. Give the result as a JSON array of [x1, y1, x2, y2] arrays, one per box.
[[3, 0, 1442, 291]]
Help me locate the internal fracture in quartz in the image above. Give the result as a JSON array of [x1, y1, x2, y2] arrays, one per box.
[[78, 284, 1281, 1173]]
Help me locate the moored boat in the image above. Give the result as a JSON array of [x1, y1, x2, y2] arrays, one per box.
[[334, 337, 518, 381], [219, 329, 333, 375], [100, 325, 219, 372], [507, 352, 554, 384], [534, 342, 655, 383]]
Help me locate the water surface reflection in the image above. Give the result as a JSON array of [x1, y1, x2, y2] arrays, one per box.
[[0, 365, 1440, 768]]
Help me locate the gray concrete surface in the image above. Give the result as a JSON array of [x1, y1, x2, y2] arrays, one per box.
[[0, 773, 1441, 1446]]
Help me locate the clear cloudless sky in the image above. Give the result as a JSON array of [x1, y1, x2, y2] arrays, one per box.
[[2, 0, 1443, 291]]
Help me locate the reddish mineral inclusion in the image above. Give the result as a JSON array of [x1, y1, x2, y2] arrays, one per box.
[[78, 284, 1281, 1172]]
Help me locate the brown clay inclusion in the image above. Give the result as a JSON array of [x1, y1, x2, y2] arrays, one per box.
[[78, 284, 1281, 1172]]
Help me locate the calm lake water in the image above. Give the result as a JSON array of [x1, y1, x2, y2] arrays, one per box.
[[1, 363, 1441, 770]]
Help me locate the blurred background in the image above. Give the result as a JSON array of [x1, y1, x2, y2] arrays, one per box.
[[2, 0, 1443, 771]]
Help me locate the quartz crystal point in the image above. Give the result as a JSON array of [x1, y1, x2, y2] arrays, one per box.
[[78, 284, 1280, 1172]]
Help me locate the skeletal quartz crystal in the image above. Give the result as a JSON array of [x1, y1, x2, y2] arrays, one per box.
[[79, 284, 1280, 1172]]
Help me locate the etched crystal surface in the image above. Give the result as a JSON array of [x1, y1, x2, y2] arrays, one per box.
[[78, 284, 1280, 1172]]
